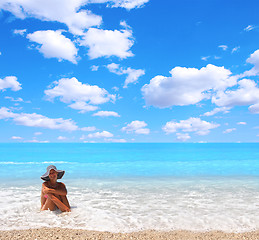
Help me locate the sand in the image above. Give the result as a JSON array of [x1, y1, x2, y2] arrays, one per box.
[[1, 228, 259, 240]]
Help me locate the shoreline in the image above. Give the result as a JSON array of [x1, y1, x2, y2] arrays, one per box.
[[1, 228, 259, 240]]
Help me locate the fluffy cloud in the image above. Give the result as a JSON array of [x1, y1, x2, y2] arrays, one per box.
[[202, 107, 231, 116], [0, 0, 102, 35], [249, 103, 259, 114], [13, 29, 27, 36], [27, 30, 78, 63], [91, 65, 99, 71], [81, 126, 97, 131], [5, 96, 24, 102], [11, 136, 23, 140], [0, 76, 22, 91], [68, 102, 98, 113], [121, 120, 150, 134], [142, 64, 236, 108], [106, 0, 149, 9], [88, 131, 113, 138], [212, 79, 259, 108], [106, 63, 145, 88], [44, 77, 116, 113], [243, 49, 259, 77], [0, 107, 78, 131], [237, 122, 247, 125], [80, 27, 134, 59], [93, 111, 120, 117], [176, 133, 191, 141], [57, 136, 67, 140], [223, 128, 236, 134], [163, 117, 220, 136], [105, 138, 127, 142], [1, 0, 149, 35]]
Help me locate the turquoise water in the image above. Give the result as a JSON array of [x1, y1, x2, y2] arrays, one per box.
[[1, 143, 259, 179], [0, 143, 259, 232]]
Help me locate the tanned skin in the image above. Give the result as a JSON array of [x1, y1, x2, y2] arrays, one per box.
[[41, 169, 71, 212]]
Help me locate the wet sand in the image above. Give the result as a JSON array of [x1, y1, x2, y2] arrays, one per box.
[[1, 228, 259, 240]]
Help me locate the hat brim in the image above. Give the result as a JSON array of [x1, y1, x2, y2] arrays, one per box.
[[41, 169, 65, 181]]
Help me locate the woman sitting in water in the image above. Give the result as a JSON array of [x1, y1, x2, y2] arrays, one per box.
[[41, 165, 71, 212]]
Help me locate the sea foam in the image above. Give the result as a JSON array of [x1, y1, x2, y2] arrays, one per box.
[[0, 177, 259, 232]]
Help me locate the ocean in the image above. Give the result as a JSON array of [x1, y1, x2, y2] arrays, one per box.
[[0, 143, 259, 232]]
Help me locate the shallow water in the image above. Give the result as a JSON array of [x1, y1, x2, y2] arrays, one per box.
[[0, 143, 259, 232]]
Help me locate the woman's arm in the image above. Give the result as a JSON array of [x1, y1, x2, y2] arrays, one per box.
[[46, 194, 71, 212], [43, 182, 67, 196], [41, 185, 47, 208]]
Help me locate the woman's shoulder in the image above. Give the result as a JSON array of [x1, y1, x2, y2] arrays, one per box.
[[42, 181, 49, 188], [57, 182, 66, 186]]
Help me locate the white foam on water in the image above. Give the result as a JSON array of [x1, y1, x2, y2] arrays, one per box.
[[0, 177, 259, 232]]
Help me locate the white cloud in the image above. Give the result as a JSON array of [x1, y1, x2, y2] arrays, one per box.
[[44, 77, 116, 113], [5, 96, 24, 102], [93, 111, 120, 117], [57, 136, 67, 140], [176, 133, 191, 141], [107, 0, 149, 9], [11, 136, 23, 140], [88, 131, 113, 138], [237, 122, 247, 125], [90, 65, 99, 71], [163, 117, 220, 136], [1, 0, 149, 35], [212, 79, 259, 107], [201, 56, 210, 61], [0, 107, 78, 131], [232, 46, 240, 54], [112, 86, 119, 92], [223, 128, 236, 134], [243, 49, 259, 77], [0, 0, 102, 35], [13, 29, 27, 36], [27, 30, 78, 63], [34, 132, 43, 135], [121, 120, 150, 134], [218, 45, 228, 51], [249, 103, 259, 114], [0, 76, 22, 91], [142, 64, 236, 108], [68, 102, 99, 113], [106, 63, 145, 88], [105, 138, 127, 143], [81, 126, 97, 131], [202, 107, 231, 116], [25, 139, 49, 143], [80, 27, 134, 59], [244, 25, 256, 32]]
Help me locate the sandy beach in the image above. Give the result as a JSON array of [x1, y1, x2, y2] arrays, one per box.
[[1, 228, 259, 240]]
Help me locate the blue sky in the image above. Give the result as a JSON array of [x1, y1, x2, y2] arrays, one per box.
[[0, 0, 259, 143]]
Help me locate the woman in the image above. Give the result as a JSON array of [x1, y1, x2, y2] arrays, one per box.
[[41, 165, 71, 212]]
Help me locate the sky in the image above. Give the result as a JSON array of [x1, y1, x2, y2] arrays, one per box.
[[0, 0, 259, 143]]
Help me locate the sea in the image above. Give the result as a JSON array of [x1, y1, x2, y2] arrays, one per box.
[[0, 143, 259, 232]]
